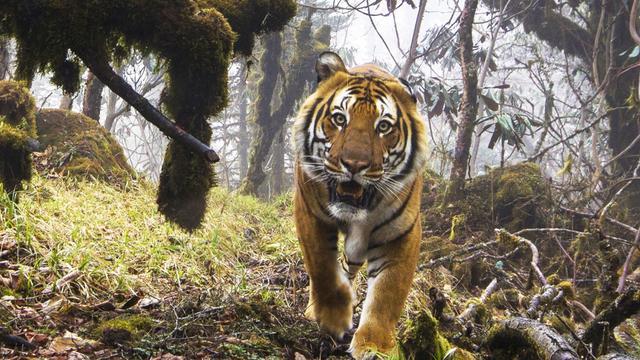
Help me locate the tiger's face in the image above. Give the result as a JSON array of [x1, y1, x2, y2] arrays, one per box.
[[293, 52, 427, 221]]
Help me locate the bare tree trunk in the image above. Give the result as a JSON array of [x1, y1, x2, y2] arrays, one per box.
[[399, 0, 427, 79], [0, 38, 10, 80], [446, 0, 479, 202], [82, 70, 105, 121], [237, 65, 250, 181], [59, 93, 73, 110], [104, 86, 119, 132]]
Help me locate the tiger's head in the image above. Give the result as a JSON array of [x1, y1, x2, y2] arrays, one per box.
[[293, 51, 427, 221]]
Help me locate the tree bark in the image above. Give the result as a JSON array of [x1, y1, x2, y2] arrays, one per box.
[[446, 0, 479, 201], [239, 32, 283, 196], [0, 38, 9, 80], [59, 93, 73, 110], [399, 0, 427, 79], [82, 70, 105, 121], [240, 21, 330, 196], [486, 317, 579, 360], [271, 129, 285, 196], [237, 64, 250, 181]]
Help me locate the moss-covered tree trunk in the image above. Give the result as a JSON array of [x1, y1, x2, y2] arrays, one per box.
[[82, 70, 104, 121], [446, 0, 479, 202], [240, 20, 330, 196], [239, 31, 282, 196]]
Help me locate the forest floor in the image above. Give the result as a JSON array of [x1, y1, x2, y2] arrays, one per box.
[[1, 173, 639, 359], [0, 176, 352, 359]]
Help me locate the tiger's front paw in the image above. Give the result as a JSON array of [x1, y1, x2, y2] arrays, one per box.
[[349, 323, 395, 360], [305, 281, 354, 340]]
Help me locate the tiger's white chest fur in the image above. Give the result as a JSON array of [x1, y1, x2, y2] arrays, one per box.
[[340, 196, 408, 264]]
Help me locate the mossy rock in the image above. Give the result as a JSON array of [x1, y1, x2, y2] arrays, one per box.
[[464, 162, 550, 232], [400, 310, 474, 359], [0, 80, 37, 194], [35, 109, 134, 183]]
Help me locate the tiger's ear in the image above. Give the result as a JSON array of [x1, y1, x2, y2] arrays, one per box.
[[316, 51, 347, 83], [398, 77, 417, 103]]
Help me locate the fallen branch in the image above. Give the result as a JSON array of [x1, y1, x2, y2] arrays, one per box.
[[0, 327, 36, 350], [569, 299, 596, 320], [597, 354, 639, 360], [459, 278, 498, 322], [527, 284, 558, 318], [486, 317, 579, 359], [581, 287, 640, 354], [42, 269, 82, 295], [77, 50, 220, 163], [420, 240, 498, 269]]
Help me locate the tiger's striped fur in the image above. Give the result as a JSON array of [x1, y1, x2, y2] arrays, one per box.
[[292, 52, 427, 359]]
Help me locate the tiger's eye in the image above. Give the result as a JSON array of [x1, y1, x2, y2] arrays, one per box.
[[332, 113, 347, 127], [377, 120, 392, 134]]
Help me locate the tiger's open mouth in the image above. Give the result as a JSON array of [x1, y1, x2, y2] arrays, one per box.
[[328, 180, 376, 209]]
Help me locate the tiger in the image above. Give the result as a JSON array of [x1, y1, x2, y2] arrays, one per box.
[[292, 51, 428, 359]]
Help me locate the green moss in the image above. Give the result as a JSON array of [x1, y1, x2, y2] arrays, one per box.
[[485, 324, 542, 359], [449, 214, 466, 242], [462, 163, 549, 232], [35, 109, 134, 183], [424, 235, 456, 259], [487, 289, 521, 310], [400, 310, 452, 360], [0, 80, 37, 194], [94, 314, 155, 345], [496, 229, 520, 252], [199, 0, 297, 56], [548, 315, 575, 335], [556, 281, 575, 299], [463, 298, 489, 324]]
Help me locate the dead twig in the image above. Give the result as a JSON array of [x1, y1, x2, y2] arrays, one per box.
[[559, 206, 637, 235]]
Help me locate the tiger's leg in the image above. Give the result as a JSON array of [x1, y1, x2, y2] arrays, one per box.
[[349, 220, 421, 359], [294, 194, 354, 339]]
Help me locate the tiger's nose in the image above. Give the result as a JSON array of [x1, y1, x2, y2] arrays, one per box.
[[340, 157, 370, 175]]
